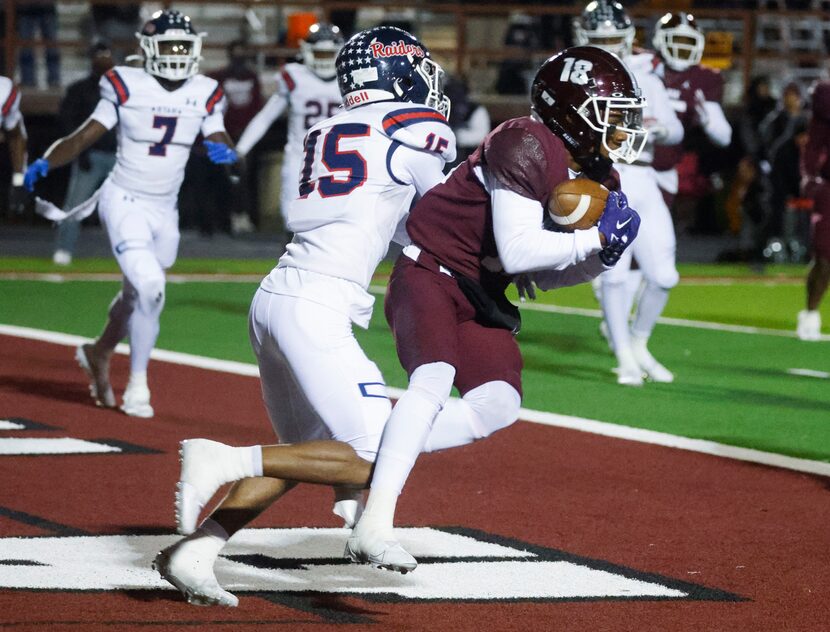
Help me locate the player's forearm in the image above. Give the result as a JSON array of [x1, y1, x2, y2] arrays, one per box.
[[532, 254, 606, 291], [42, 119, 107, 169], [6, 122, 27, 175], [235, 95, 286, 155], [702, 102, 732, 147]]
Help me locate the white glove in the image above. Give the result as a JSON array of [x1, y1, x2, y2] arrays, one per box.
[[694, 89, 709, 128]]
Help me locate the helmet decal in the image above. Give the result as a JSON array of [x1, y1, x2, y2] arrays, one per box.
[[336, 26, 450, 118]]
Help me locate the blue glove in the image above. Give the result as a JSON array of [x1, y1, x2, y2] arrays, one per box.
[[597, 191, 640, 266], [203, 140, 238, 165], [24, 158, 50, 192]]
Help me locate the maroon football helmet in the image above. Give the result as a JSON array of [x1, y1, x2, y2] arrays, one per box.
[[531, 46, 647, 178]]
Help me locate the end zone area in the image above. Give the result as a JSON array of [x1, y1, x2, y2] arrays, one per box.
[[1, 331, 828, 631]]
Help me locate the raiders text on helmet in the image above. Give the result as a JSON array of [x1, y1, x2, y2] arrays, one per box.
[[138, 9, 204, 81], [573, 0, 635, 58], [531, 46, 648, 176], [335, 26, 450, 118], [301, 23, 345, 80], [653, 12, 705, 72]]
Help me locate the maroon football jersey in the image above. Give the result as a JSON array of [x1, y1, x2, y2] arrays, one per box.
[[406, 116, 572, 292], [652, 63, 724, 172], [803, 81, 830, 183]]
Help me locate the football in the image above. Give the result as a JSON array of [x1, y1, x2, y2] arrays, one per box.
[[548, 178, 609, 231]]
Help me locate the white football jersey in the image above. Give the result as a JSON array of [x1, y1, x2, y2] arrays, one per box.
[[622, 52, 683, 164], [0, 76, 22, 130], [278, 63, 343, 159], [91, 66, 227, 199], [261, 101, 457, 318]]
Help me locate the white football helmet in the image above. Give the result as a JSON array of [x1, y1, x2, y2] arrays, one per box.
[[573, 0, 635, 59], [300, 23, 345, 80], [137, 9, 204, 81], [653, 12, 705, 72]]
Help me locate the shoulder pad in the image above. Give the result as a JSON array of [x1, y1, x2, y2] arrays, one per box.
[[101, 68, 130, 105], [381, 105, 456, 162]]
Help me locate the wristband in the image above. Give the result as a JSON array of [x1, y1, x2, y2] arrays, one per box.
[[12, 173, 24, 187]]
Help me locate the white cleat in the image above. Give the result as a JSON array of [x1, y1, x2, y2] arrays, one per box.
[[345, 528, 417, 574], [121, 379, 154, 418], [175, 439, 254, 535], [75, 344, 116, 408], [631, 337, 674, 383], [797, 310, 821, 341], [53, 249, 72, 266], [153, 540, 238, 607]]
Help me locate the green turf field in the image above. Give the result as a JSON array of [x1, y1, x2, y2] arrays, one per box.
[[2, 259, 828, 463]]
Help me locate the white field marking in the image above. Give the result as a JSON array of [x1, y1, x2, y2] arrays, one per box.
[[2, 274, 818, 337], [0, 420, 25, 430], [2, 323, 829, 478], [0, 438, 121, 455], [787, 368, 830, 379]]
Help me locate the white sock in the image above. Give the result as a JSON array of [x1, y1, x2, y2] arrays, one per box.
[[602, 281, 633, 355], [358, 487, 399, 540], [631, 283, 670, 339], [126, 371, 147, 389], [180, 518, 230, 566], [624, 269, 644, 316]]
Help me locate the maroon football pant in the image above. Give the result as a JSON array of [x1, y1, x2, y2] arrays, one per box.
[[811, 183, 830, 260], [384, 256, 523, 397]]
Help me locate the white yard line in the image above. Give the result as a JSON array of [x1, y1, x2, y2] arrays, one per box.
[[787, 368, 830, 379], [2, 323, 828, 478]]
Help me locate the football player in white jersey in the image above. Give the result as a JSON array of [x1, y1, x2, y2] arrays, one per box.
[[574, 0, 684, 386], [153, 25, 460, 608], [24, 10, 236, 417], [0, 75, 28, 214], [235, 22, 344, 231]]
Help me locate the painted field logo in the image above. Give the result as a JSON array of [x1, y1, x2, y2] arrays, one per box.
[[0, 527, 741, 603]]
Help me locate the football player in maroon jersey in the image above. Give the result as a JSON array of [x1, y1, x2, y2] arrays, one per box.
[[798, 80, 830, 340], [651, 11, 731, 207], [346, 46, 645, 572]]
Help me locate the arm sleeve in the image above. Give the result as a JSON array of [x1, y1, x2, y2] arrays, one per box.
[[454, 105, 491, 148], [532, 254, 608, 290], [491, 184, 602, 274], [90, 98, 118, 130], [201, 93, 228, 137], [702, 100, 732, 147], [801, 116, 830, 182], [235, 92, 289, 156], [388, 142, 447, 197]]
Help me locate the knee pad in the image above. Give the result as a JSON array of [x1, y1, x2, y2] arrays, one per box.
[[652, 266, 679, 291], [462, 381, 521, 439], [135, 276, 166, 317], [408, 362, 455, 409]]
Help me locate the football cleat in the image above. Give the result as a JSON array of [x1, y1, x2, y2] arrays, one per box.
[[631, 336, 674, 383], [613, 345, 644, 386], [797, 310, 821, 341], [53, 249, 72, 266], [121, 376, 154, 418], [153, 540, 238, 607], [175, 439, 256, 535], [345, 527, 417, 574], [76, 344, 116, 408]]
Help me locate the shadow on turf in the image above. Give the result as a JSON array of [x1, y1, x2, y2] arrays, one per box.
[[0, 374, 91, 406], [174, 298, 249, 316]]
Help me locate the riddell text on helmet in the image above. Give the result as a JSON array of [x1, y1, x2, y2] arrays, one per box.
[[369, 41, 425, 58]]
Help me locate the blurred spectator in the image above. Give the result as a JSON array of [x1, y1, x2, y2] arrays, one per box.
[[17, 1, 60, 88], [723, 76, 777, 261], [91, 3, 141, 63], [758, 82, 809, 259], [495, 15, 540, 95], [52, 42, 117, 266], [444, 76, 491, 170], [208, 40, 265, 233]]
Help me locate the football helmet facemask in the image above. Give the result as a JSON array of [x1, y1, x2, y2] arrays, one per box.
[[301, 23, 345, 80], [573, 0, 635, 58], [138, 9, 204, 81], [531, 46, 648, 176], [653, 12, 704, 72], [336, 26, 450, 119]]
